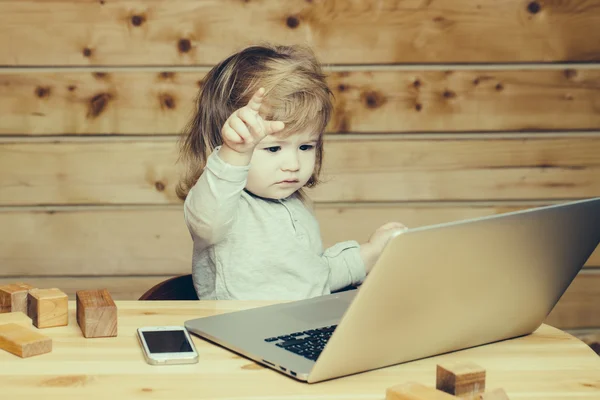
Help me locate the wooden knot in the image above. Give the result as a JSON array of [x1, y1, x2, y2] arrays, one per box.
[[178, 39, 192, 53], [87, 93, 112, 119], [443, 90, 456, 99], [286, 16, 300, 28], [131, 15, 145, 26], [527, 1, 541, 14], [155, 181, 166, 192], [361, 91, 387, 109], [82, 47, 93, 57], [35, 86, 51, 98], [159, 94, 176, 110], [564, 69, 577, 79]]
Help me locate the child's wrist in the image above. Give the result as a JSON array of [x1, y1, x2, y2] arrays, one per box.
[[218, 144, 254, 166], [359, 242, 379, 274]]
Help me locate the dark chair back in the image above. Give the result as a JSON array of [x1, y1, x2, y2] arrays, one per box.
[[139, 274, 199, 300], [139, 275, 356, 301]]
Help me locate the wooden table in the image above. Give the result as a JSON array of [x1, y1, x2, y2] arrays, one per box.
[[1, 301, 599, 399]]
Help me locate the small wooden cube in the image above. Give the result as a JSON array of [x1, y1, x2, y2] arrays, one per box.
[[76, 289, 117, 338], [387, 382, 459, 400], [0, 312, 33, 328], [27, 288, 68, 328], [0, 283, 35, 313], [0, 323, 52, 358], [437, 362, 486, 399]]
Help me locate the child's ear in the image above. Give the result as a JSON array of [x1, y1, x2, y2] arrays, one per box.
[[305, 175, 316, 187]]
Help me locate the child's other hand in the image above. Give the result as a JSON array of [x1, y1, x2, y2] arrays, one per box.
[[368, 222, 407, 253], [360, 222, 407, 274], [221, 88, 285, 154]]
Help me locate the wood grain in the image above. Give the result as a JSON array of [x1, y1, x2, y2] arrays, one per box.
[[0, 274, 597, 330], [1, 69, 600, 135], [0, 312, 32, 328], [546, 271, 600, 329], [0, 277, 170, 301], [0, 140, 182, 205], [571, 330, 600, 356], [387, 382, 459, 400], [1, 204, 598, 276], [0, 70, 200, 135], [1, 137, 599, 205], [0, 302, 598, 399], [1, 0, 600, 65], [328, 68, 600, 133]]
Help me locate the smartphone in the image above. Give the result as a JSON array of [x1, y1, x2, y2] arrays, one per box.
[[137, 326, 199, 365]]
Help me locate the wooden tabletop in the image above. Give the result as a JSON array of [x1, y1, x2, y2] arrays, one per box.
[[1, 301, 599, 399]]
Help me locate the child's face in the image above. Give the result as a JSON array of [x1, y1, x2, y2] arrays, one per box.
[[246, 128, 319, 200]]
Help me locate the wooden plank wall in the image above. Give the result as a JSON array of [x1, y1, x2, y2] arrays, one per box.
[[1, 1, 599, 335]]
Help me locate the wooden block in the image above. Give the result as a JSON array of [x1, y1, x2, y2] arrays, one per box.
[[437, 362, 486, 399], [478, 389, 509, 400], [0, 312, 33, 328], [387, 382, 460, 400], [27, 288, 68, 328], [0, 283, 35, 313], [0, 323, 52, 358], [76, 289, 117, 338]]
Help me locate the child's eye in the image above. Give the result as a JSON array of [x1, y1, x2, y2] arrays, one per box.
[[299, 144, 315, 151], [265, 146, 281, 153]]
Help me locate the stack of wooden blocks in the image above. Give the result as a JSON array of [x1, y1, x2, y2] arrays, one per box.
[[0, 283, 117, 358], [387, 362, 510, 400]]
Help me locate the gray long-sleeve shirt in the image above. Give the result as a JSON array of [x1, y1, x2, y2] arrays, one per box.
[[183, 148, 366, 300]]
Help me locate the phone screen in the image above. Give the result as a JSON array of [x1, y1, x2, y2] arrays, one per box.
[[141, 330, 194, 353]]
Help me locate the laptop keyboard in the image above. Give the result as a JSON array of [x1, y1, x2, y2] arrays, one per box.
[[264, 325, 337, 361]]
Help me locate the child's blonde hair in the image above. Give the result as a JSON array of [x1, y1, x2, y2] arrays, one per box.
[[176, 44, 333, 201]]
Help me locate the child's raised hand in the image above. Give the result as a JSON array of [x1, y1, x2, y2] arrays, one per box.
[[221, 88, 285, 154]]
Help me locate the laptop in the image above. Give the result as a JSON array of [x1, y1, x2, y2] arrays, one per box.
[[185, 197, 600, 383]]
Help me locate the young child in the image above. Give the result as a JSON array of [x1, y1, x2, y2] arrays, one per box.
[[177, 44, 406, 300]]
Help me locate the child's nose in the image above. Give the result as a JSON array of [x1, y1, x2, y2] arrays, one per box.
[[282, 152, 300, 171]]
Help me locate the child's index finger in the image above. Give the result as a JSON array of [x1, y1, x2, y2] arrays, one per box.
[[246, 88, 265, 113]]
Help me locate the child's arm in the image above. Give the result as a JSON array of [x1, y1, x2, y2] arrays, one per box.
[[184, 88, 285, 245], [322, 241, 367, 292], [184, 149, 249, 245]]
